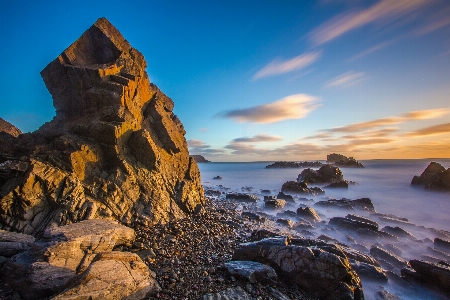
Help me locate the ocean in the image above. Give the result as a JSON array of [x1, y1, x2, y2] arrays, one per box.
[[198, 159, 450, 299], [199, 159, 450, 232]]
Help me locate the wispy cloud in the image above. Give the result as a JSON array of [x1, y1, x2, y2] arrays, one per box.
[[187, 139, 223, 155], [232, 134, 282, 143], [253, 51, 321, 79], [327, 108, 450, 133], [218, 94, 320, 124], [415, 6, 450, 36], [406, 122, 450, 137], [349, 41, 391, 61], [310, 0, 429, 45], [325, 71, 365, 88]]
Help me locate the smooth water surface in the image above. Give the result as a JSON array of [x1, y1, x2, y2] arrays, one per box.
[[199, 159, 450, 231]]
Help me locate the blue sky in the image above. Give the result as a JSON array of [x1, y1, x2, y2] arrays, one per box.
[[1, 0, 449, 161]]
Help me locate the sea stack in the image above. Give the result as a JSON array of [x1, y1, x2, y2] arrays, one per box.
[[0, 17, 204, 235]]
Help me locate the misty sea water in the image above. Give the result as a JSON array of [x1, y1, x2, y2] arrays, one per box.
[[199, 159, 450, 232]]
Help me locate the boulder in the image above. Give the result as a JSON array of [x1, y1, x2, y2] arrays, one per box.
[[329, 217, 378, 232], [233, 238, 364, 300], [226, 193, 259, 202], [411, 162, 450, 191], [1, 219, 159, 299], [52, 252, 160, 300], [276, 191, 295, 203], [0, 230, 35, 257], [224, 260, 278, 285], [0, 18, 204, 236], [281, 181, 324, 195], [298, 165, 344, 183], [265, 199, 286, 209], [296, 207, 321, 221]]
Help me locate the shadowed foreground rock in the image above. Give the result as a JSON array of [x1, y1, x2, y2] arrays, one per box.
[[0, 17, 204, 235], [232, 237, 364, 300]]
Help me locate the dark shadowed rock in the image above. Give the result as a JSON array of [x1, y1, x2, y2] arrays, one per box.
[[224, 260, 278, 285], [434, 237, 450, 251], [0, 18, 204, 235], [276, 218, 294, 228], [315, 198, 375, 211], [298, 164, 344, 183], [350, 261, 387, 281], [226, 193, 259, 202], [381, 226, 415, 239], [401, 260, 450, 294], [281, 181, 324, 195], [370, 246, 409, 271], [276, 191, 295, 202], [265, 199, 286, 209], [411, 162, 450, 191], [345, 214, 379, 230], [329, 217, 379, 232], [324, 180, 349, 189]]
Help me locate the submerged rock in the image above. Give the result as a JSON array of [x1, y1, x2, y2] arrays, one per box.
[[324, 180, 349, 189], [0, 18, 204, 235], [411, 162, 450, 191], [401, 260, 450, 294], [296, 206, 321, 222], [281, 181, 324, 195], [315, 198, 375, 211]]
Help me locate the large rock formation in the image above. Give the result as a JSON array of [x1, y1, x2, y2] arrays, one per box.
[[327, 153, 364, 168], [0, 18, 204, 236], [411, 162, 450, 191]]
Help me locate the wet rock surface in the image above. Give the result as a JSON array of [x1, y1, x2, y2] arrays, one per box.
[[315, 198, 375, 211]]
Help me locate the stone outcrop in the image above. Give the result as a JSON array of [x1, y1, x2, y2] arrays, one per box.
[[401, 260, 450, 294], [411, 162, 450, 191], [0, 18, 204, 235], [233, 237, 364, 300], [1, 219, 160, 299], [327, 153, 364, 168], [190, 155, 211, 163], [298, 165, 345, 183], [0, 118, 22, 137]]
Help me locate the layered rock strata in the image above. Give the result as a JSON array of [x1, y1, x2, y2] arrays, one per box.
[[0, 18, 204, 235]]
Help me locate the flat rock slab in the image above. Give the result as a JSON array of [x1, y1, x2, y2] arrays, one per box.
[[53, 251, 160, 300], [224, 260, 277, 285]]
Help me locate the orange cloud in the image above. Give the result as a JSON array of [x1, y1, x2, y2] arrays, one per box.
[[219, 94, 320, 124], [406, 123, 450, 137], [253, 52, 321, 79]]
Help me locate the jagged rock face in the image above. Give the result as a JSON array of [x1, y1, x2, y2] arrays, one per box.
[[0, 18, 204, 235], [411, 162, 450, 191], [0, 118, 22, 138]]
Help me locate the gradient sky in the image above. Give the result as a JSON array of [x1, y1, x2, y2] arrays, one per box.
[[1, 0, 449, 161]]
